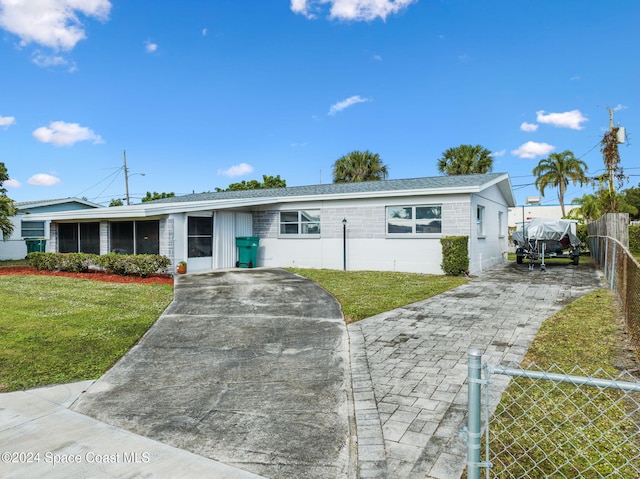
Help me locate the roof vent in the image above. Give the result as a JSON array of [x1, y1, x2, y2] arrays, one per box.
[[526, 196, 541, 204]]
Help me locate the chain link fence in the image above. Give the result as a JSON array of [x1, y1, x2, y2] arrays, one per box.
[[589, 233, 640, 352], [465, 350, 640, 479]]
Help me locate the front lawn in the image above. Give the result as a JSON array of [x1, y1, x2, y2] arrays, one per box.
[[0, 275, 173, 392], [287, 268, 467, 323], [487, 288, 640, 477]]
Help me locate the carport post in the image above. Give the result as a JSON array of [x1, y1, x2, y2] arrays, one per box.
[[467, 349, 482, 479]]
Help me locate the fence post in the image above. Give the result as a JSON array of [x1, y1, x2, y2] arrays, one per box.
[[467, 349, 483, 479]]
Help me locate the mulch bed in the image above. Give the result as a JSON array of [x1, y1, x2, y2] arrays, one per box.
[[0, 266, 174, 286]]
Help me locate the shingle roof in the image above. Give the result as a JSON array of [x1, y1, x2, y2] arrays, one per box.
[[152, 173, 512, 204], [15, 197, 102, 209]]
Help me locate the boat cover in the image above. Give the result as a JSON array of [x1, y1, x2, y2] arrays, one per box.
[[512, 218, 580, 247]]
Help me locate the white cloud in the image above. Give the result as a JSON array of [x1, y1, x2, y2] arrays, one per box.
[[291, 0, 416, 21], [32, 121, 104, 146], [613, 104, 627, 112], [328, 95, 370, 116], [536, 110, 587, 130], [520, 122, 538, 132], [0, 0, 111, 51], [372, 54, 382, 61], [218, 163, 254, 178], [4, 178, 21, 188], [28, 173, 60, 186], [0, 115, 16, 128], [491, 149, 506, 157], [511, 141, 555, 159], [145, 40, 158, 53], [202, 28, 207, 36], [31, 51, 76, 71]]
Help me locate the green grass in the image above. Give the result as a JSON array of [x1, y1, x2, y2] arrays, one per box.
[[286, 268, 467, 323], [488, 288, 640, 478], [0, 259, 28, 267], [0, 275, 173, 392]]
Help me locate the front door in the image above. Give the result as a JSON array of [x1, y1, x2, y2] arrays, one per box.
[[187, 215, 213, 272]]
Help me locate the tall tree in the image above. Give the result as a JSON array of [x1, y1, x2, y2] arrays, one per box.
[[437, 144, 493, 176], [332, 150, 388, 183], [0, 162, 16, 239], [215, 175, 287, 192], [623, 183, 640, 221], [141, 191, 176, 202], [533, 150, 588, 217]]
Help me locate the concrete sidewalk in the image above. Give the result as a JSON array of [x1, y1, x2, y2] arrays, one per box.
[[0, 381, 264, 478], [0, 262, 603, 479]]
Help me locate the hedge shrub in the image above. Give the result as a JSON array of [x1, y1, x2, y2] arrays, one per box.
[[94, 253, 171, 277], [630, 225, 640, 255], [440, 236, 469, 276], [27, 252, 171, 277], [27, 252, 97, 272]]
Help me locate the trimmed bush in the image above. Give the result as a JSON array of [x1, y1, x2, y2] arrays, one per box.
[[27, 252, 61, 271], [440, 236, 469, 276], [95, 253, 171, 277], [27, 252, 171, 277]]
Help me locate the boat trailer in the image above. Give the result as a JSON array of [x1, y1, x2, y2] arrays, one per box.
[[512, 218, 581, 272]]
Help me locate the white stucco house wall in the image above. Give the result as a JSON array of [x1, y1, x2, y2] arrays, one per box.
[[0, 198, 101, 261], [24, 173, 516, 275]]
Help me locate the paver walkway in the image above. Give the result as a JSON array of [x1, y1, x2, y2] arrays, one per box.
[[348, 261, 603, 479]]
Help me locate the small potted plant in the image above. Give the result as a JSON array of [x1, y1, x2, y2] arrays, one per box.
[[176, 261, 187, 274]]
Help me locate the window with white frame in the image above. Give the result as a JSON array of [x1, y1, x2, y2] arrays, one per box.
[[279, 210, 320, 235], [386, 205, 442, 234], [21, 220, 45, 238], [498, 211, 504, 237], [477, 206, 485, 236]]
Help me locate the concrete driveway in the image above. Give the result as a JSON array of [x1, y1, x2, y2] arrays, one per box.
[[72, 268, 354, 479]]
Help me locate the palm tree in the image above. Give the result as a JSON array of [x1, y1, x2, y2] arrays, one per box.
[[332, 150, 389, 183], [533, 150, 588, 217], [437, 144, 494, 176], [570, 194, 601, 222]]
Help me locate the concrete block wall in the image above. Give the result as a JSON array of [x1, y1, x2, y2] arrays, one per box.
[[441, 201, 471, 236]]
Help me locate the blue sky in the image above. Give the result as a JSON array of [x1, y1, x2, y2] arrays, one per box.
[[0, 0, 638, 207]]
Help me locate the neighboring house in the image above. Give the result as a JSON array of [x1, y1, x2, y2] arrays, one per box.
[[0, 198, 101, 261], [24, 173, 516, 275], [508, 204, 565, 229]]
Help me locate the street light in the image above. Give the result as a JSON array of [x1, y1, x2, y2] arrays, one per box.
[[342, 218, 347, 271]]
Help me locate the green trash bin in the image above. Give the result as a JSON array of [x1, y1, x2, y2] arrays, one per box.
[[25, 238, 46, 253], [235, 236, 259, 268]]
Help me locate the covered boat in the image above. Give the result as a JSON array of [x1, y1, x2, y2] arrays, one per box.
[[512, 218, 580, 268]]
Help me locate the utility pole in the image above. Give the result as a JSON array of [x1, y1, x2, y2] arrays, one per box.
[[608, 108, 615, 194], [123, 150, 130, 206]]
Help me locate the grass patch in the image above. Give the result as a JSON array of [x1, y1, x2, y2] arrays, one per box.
[[0, 275, 173, 392], [286, 268, 467, 323], [488, 288, 640, 478], [0, 259, 28, 268]]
